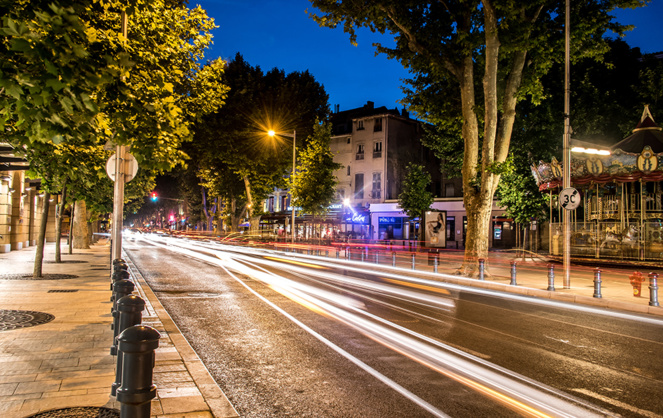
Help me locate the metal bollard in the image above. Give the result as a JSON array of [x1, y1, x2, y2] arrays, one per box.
[[593, 267, 602, 298], [547, 264, 555, 291], [375, 252, 379, 264], [510, 261, 517, 286], [478, 259, 485, 281], [411, 253, 416, 270], [434, 255, 438, 273], [112, 295, 145, 394], [116, 325, 160, 418], [111, 279, 135, 354], [361, 251, 365, 262], [346, 247, 350, 260], [392, 252, 396, 267], [649, 272, 660, 307], [336, 249, 340, 259]]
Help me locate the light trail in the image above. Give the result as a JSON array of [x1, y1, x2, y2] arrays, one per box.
[[138, 235, 614, 417]]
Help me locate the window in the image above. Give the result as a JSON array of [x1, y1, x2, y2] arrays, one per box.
[[347, 137, 351, 144], [373, 141, 382, 159], [268, 196, 274, 212], [281, 195, 288, 211], [356, 144, 364, 160], [357, 120, 364, 130], [347, 165, 351, 176], [445, 183, 455, 197], [374, 117, 382, 132], [354, 173, 364, 199], [372, 172, 381, 199]]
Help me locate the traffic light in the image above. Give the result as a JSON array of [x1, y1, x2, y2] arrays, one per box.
[[151, 192, 157, 202]]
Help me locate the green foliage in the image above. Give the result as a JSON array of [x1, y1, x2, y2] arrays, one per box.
[[2, 0, 226, 219], [291, 121, 342, 216], [191, 54, 329, 223], [1, 0, 115, 145], [398, 163, 433, 219]]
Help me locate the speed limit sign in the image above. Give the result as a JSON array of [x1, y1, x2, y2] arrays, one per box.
[[559, 187, 580, 210]]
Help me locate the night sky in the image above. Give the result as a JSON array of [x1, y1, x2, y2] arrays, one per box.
[[194, 0, 663, 113]]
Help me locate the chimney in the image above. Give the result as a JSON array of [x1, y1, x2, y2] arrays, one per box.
[[365, 101, 374, 109], [401, 108, 409, 119], [334, 104, 340, 113]]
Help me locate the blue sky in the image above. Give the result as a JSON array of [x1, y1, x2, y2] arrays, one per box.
[[194, 0, 663, 112]]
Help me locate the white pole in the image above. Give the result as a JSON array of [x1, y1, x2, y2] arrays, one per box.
[[291, 130, 296, 245], [111, 11, 128, 261], [563, 0, 572, 288]]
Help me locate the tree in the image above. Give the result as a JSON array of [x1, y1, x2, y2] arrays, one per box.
[[310, 0, 642, 275], [398, 163, 433, 245], [291, 121, 342, 240], [3, 0, 225, 274], [191, 54, 328, 233]]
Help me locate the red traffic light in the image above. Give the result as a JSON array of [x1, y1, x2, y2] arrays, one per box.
[[151, 192, 157, 201]]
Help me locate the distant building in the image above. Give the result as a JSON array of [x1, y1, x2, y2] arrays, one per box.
[[261, 101, 512, 249]]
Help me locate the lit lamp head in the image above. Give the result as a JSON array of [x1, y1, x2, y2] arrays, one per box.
[[267, 130, 276, 137]]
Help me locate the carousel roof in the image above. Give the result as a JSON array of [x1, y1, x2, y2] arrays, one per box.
[[531, 105, 663, 191], [611, 105, 663, 153]]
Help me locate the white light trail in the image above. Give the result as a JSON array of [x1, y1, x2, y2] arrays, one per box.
[[139, 236, 618, 416]]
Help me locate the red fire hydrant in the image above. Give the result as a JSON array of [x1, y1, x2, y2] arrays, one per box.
[[629, 271, 645, 297]]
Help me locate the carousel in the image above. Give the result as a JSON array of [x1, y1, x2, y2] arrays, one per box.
[[531, 106, 663, 261]]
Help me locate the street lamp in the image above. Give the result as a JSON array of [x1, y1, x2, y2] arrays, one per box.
[[268, 129, 296, 244]]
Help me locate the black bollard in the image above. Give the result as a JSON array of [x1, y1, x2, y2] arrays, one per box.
[[411, 253, 416, 270], [111, 279, 136, 354], [593, 267, 602, 298], [112, 295, 146, 395], [336, 248, 340, 259], [116, 325, 160, 418], [346, 247, 350, 260], [392, 252, 396, 267], [510, 261, 517, 286], [547, 264, 555, 291], [434, 255, 438, 273], [649, 272, 660, 307], [111, 269, 130, 291], [478, 259, 485, 281]]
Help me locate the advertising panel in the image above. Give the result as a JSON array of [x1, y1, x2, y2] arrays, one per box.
[[425, 211, 446, 248]]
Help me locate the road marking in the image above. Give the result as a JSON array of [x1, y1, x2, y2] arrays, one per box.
[[571, 388, 659, 418]]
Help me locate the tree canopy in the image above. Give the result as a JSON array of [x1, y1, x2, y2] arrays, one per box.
[[190, 54, 329, 232], [310, 0, 644, 274], [291, 120, 341, 217]]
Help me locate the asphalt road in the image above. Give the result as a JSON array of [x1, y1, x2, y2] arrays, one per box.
[[125, 235, 663, 417]]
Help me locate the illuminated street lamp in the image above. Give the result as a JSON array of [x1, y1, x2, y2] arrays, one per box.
[[268, 129, 296, 244]]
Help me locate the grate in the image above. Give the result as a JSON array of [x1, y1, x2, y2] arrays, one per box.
[[25, 406, 120, 418], [0, 310, 55, 331], [47, 289, 79, 293]]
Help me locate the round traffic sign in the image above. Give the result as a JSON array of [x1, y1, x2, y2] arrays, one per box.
[[559, 187, 580, 210], [106, 153, 138, 182]]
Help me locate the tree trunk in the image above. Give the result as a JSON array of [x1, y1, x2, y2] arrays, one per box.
[[55, 182, 67, 263], [457, 196, 493, 277], [33, 192, 50, 278], [72, 200, 89, 249], [68, 200, 75, 254]]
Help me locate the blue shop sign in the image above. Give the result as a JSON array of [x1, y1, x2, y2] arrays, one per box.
[[378, 216, 400, 224], [344, 212, 369, 224]]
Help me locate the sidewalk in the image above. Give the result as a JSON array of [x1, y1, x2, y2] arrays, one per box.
[[0, 239, 239, 418]]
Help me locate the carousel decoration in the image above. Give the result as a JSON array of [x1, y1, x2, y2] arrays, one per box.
[[531, 106, 663, 261]]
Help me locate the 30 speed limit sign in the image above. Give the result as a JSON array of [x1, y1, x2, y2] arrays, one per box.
[[559, 187, 580, 210]]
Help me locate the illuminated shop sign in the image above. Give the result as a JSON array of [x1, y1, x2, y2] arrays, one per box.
[[378, 217, 399, 224], [344, 213, 369, 224]]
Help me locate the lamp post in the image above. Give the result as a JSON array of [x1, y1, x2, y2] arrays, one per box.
[[268, 130, 296, 244]]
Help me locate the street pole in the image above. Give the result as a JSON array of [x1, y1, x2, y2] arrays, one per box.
[[112, 11, 128, 262], [291, 130, 296, 245], [563, 0, 571, 288]]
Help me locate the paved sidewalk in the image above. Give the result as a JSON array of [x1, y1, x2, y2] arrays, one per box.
[[0, 239, 238, 418]]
